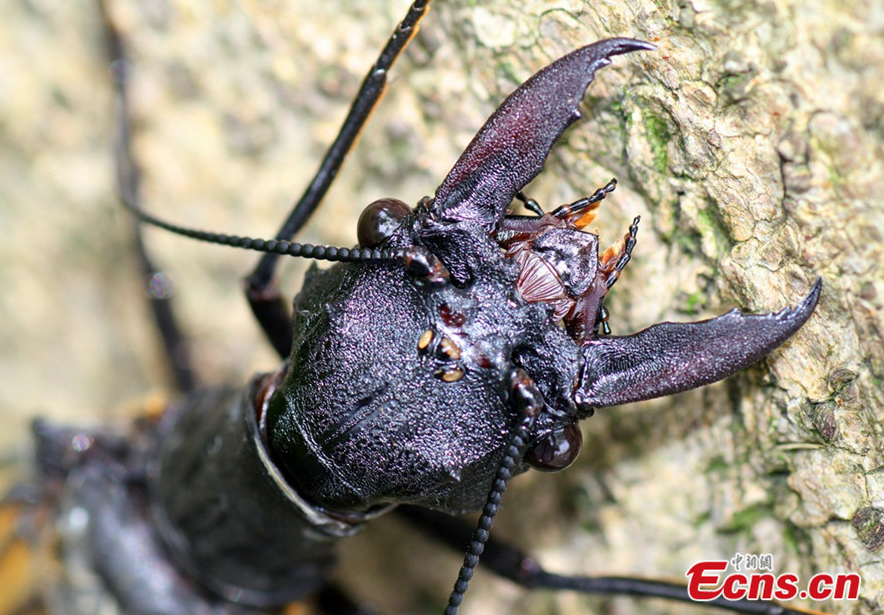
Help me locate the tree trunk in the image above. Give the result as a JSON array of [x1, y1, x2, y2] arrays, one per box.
[[3, 1, 881, 614]]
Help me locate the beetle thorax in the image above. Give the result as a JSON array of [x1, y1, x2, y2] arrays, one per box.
[[263, 240, 581, 514]]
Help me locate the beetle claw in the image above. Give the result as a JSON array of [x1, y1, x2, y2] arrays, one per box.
[[430, 39, 654, 232], [575, 278, 822, 408]]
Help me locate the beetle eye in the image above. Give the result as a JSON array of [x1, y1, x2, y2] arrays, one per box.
[[357, 198, 411, 247], [525, 424, 582, 472]]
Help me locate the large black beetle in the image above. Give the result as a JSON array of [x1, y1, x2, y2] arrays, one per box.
[[17, 2, 822, 614], [261, 38, 820, 517]]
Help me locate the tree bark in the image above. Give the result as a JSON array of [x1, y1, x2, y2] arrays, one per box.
[[2, 0, 881, 614]]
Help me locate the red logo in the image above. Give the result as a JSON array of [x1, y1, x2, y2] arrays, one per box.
[[686, 556, 860, 602]]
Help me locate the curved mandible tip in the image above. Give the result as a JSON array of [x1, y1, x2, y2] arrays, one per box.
[[430, 38, 654, 231], [576, 278, 822, 408]]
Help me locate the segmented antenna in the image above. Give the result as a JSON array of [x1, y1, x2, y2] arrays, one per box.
[[444, 401, 538, 615], [105, 12, 405, 266], [116, 195, 404, 264]]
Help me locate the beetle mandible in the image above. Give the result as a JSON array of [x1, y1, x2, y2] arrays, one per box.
[[7, 1, 825, 614]]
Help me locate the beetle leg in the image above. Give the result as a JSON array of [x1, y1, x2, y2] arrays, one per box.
[[595, 304, 612, 335], [502, 179, 618, 234], [314, 584, 375, 615], [576, 279, 822, 409], [549, 177, 618, 229], [577, 215, 640, 339], [244, 0, 432, 356], [102, 3, 196, 391], [602, 215, 640, 289], [515, 192, 544, 216], [588, 215, 641, 336]]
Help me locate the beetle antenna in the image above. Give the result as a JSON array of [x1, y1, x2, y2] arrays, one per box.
[[100, 0, 197, 391], [105, 12, 406, 266], [444, 370, 541, 615], [443, 414, 535, 615], [120, 196, 406, 264]]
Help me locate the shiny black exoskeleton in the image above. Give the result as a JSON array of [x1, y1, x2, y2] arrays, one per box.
[[20, 4, 822, 615], [263, 39, 820, 519]]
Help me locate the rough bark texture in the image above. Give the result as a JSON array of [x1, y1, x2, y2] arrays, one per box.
[[2, 1, 882, 614]]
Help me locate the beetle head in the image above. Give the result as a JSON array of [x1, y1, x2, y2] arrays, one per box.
[[262, 39, 821, 517], [416, 38, 654, 286]]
